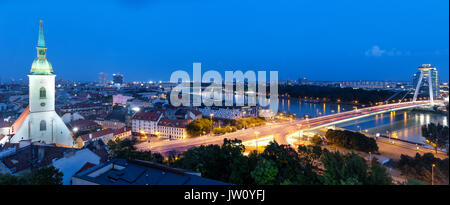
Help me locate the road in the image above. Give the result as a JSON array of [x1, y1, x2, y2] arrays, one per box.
[[136, 100, 440, 156]]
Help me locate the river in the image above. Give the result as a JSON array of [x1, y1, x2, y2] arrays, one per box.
[[277, 97, 448, 144]]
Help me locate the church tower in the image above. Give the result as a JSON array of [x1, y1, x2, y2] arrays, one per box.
[[9, 21, 75, 147], [29, 20, 55, 113]]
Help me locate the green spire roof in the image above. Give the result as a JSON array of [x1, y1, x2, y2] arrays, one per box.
[[30, 20, 54, 75], [38, 20, 45, 47]]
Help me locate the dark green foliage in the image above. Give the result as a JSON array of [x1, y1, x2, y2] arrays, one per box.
[[397, 153, 449, 185], [213, 126, 237, 135], [421, 123, 449, 154], [366, 159, 393, 185], [297, 145, 324, 171], [325, 129, 378, 153], [321, 151, 392, 185], [259, 142, 321, 185], [173, 139, 320, 185], [186, 118, 213, 137], [250, 158, 278, 185], [405, 178, 427, 185], [233, 117, 266, 130], [107, 138, 164, 163], [0, 166, 63, 185], [310, 134, 323, 146], [173, 139, 253, 184]]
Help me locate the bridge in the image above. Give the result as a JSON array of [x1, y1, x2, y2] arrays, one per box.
[[137, 100, 444, 155], [288, 100, 443, 132]]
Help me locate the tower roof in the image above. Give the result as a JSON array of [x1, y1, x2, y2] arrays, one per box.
[[30, 20, 54, 75], [38, 20, 45, 47]]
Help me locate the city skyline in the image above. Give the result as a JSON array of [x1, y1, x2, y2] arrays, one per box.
[[0, 1, 448, 189], [0, 0, 448, 82]]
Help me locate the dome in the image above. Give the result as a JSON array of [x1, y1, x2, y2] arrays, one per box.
[[30, 57, 54, 75]]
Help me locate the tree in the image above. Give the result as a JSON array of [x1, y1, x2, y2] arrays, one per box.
[[0, 166, 63, 185], [24, 166, 63, 185], [421, 123, 449, 154], [173, 138, 253, 184], [186, 118, 213, 137], [107, 138, 164, 163], [321, 151, 392, 185], [250, 158, 278, 185], [261, 141, 320, 185], [321, 151, 368, 185], [397, 153, 449, 185], [0, 173, 26, 185], [405, 178, 427, 185], [366, 159, 393, 185], [310, 135, 323, 146], [325, 129, 378, 153], [297, 145, 324, 169]]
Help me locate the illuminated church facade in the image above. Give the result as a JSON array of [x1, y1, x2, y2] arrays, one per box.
[[10, 21, 75, 147]]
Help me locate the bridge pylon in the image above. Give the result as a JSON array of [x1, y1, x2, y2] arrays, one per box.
[[412, 64, 438, 105]]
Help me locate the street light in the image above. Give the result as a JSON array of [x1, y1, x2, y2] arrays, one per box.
[[432, 164, 436, 185], [386, 130, 390, 142], [209, 113, 214, 133], [254, 131, 260, 154]]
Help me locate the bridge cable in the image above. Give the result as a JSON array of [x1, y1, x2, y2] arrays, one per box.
[[384, 91, 401, 103]]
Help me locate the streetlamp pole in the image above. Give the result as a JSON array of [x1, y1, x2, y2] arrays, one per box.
[[386, 130, 390, 142], [254, 131, 259, 154], [210, 113, 214, 133], [431, 164, 435, 185]]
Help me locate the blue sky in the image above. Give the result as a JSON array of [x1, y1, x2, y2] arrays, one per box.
[[0, 0, 448, 82]]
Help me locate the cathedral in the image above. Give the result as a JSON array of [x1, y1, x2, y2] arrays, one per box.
[[10, 21, 75, 147]]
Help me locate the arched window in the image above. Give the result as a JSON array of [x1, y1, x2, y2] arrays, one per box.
[[39, 87, 46, 99], [40, 120, 46, 131]]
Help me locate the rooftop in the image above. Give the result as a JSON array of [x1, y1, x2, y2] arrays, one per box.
[[73, 158, 230, 185]]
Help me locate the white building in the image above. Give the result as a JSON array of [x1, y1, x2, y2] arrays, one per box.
[[52, 148, 102, 185], [132, 111, 163, 134], [112, 94, 133, 106], [61, 112, 85, 124], [9, 21, 74, 147], [157, 118, 191, 139]]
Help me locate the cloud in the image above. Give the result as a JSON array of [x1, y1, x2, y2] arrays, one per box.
[[365, 46, 411, 57], [365, 45, 385, 57]]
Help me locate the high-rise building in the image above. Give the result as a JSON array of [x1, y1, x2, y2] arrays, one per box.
[[298, 77, 308, 85], [113, 73, 124, 85], [98, 72, 108, 85], [10, 21, 74, 147], [413, 64, 440, 99]]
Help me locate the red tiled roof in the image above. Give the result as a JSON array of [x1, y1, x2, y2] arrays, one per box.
[[0, 121, 12, 128], [0, 144, 74, 174], [158, 118, 192, 128], [79, 129, 115, 141], [12, 106, 29, 133], [113, 127, 129, 135], [68, 120, 99, 130], [74, 162, 97, 175], [133, 111, 162, 121]]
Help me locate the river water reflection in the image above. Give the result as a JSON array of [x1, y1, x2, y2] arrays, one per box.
[[277, 97, 448, 144]]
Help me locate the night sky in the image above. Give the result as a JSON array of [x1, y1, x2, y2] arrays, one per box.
[[0, 0, 448, 82]]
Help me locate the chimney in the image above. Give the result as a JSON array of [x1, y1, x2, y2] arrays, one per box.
[[19, 140, 31, 148], [38, 146, 45, 161]]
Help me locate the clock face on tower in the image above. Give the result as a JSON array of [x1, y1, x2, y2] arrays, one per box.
[[39, 50, 46, 56]]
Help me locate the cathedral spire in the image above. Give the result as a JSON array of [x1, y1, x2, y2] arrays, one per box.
[[38, 20, 46, 48], [30, 20, 53, 75]]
